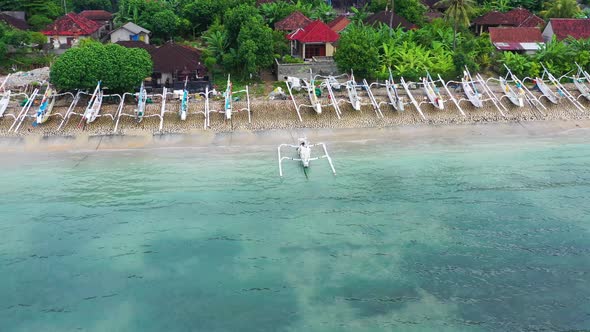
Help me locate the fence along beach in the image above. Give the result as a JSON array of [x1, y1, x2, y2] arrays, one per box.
[[0, 70, 589, 138]]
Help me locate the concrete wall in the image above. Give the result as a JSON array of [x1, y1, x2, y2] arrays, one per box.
[[542, 23, 553, 43], [276, 57, 341, 80], [326, 43, 335, 57]]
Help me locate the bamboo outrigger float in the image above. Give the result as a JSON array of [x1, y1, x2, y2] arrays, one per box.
[[322, 77, 342, 119], [9, 88, 38, 132], [362, 78, 384, 118], [386, 68, 404, 111], [423, 71, 444, 110], [400, 77, 426, 120]]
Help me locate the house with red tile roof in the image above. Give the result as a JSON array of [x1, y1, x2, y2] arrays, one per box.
[[287, 20, 340, 59], [0, 12, 29, 30], [364, 10, 417, 30], [79, 10, 113, 35], [275, 11, 312, 32], [489, 27, 544, 54], [41, 13, 101, 50], [328, 15, 351, 33], [472, 8, 544, 35], [542, 19, 590, 42]]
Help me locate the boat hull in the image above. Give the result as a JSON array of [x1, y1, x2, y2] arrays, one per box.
[[0, 92, 10, 117]]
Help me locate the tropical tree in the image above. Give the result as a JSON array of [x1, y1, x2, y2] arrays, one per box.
[[540, 0, 581, 19], [72, 0, 112, 11], [311, 2, 337, 22], [396, 0, 428, 25], [259, 0, 296, 28], [334, 22, 380, 79], [50, 41, 152, 92], [437, 0, 475, 50]]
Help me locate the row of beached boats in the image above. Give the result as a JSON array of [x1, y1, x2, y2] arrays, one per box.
[[2, 64, 590, 132], [284, 63, 590, 121], [0, 75, 251, 133]]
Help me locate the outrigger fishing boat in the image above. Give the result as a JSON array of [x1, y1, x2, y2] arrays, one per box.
[[0, 91, 10, 117], [534, 77, 559, 104], [423, 72, 444, 110], [223, 75, 232, 120], [573, 63, 590, 101], [346, 70, 361, 111], [499, 77, 524, 107], [277, 137, 336, 177], [34, 84, 56, 125], [462, 68, 483, 108], [81, 81, 103, 126], [325, 75, 341, 90], [134, 82, 147, 122], [0, 74, 11, 117], [303, 72, 321, 114], [386, 68, 404, 111], [180, 77, 189, 120]]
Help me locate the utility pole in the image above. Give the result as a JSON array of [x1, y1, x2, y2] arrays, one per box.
[[62, 0, 67, 14], [389, 0, 394, 36]]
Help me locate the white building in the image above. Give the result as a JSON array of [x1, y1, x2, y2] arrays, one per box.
[[109, 22, 151, 44]]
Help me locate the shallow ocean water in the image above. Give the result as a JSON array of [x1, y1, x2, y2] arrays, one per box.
[[0, 136, 589, 331]]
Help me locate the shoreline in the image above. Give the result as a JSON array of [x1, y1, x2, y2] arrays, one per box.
[[1, 118, 589, 154]]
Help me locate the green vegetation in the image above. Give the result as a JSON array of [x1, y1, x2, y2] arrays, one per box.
[[50, 40, 152, 92], [0, 23, 48, 72], [500, 37, 590, 78], [4, 0, 590, 85]]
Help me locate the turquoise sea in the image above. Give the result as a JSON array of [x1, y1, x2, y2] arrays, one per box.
[[0, 134, 589, 331]]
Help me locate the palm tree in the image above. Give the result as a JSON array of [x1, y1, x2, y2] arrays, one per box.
[[437, 0, 475, 50], [540, 0, 581, 19]]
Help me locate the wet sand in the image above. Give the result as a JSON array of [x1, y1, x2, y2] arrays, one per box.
[[0, 117, 588, 154]]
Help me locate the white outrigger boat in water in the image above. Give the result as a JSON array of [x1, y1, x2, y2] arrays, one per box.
[[277, 138, 336, 177], [462, 68, 483, 108], [34, 84, 56, 125], [346, 70, 361, 111], [423, 72, 444, 110], [135, 81, 147, 122], [180, 77, 189, 120], [386, 68, 404, 111], [81, 81, 103, 126]]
